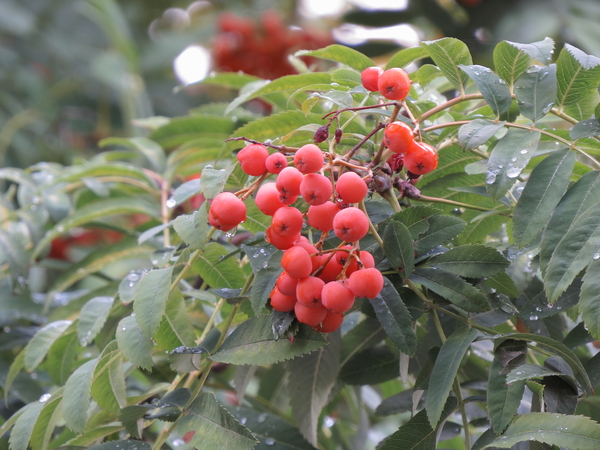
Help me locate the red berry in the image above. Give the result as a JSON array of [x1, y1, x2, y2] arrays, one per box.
[[294, 238, 324, 272], [378, 68, 411, 101], [265, 226, 300, 250], [281, 246, 312, 279], [361, 66, 384, 92], [277, 271, 299, 296], [347, 268, 384, 299], [255, 182, 286, 216], [386, 153, 404, 173], [276, 167, 304, 197], [359, 250, 375, 269], [384, 121, 414, 154], [335, 245, 358, 273], [271, 206, 304, 238], [404, 141, 438, 175], [296, 276, 325, 308], [293, 144, 324, 174], [336, 172, 368, 203], [321, 281, 355, 313], [208, 192, 246, 232], [300, 173, 333, 206], [270, 286, 297, 312], [317, 255, 343, 282], [237, 143, 269, 176], [333, 207, 369, 242], [307, 201, 338, 232], [315, 310, 344, 333], [265, 152, 288, 174], [294, 302, 327, 327]]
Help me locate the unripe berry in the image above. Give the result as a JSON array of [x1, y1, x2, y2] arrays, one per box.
[[361, 66, 384, 92], [384, 121, 414, 155], [307, 201, 338, 232], [296, 276, 325, 308], [270, 286, 297, 312], [276, 167, 304, 197], [300, 173, 333, 206], [208, 192, 246, 232], [333, 207, 369, 242], [347, 268, 384, 299], [321, 281, 355, 313], [265, 152, 288, 174], [237, 143, 269, 176], [271, 206, 304, 238], [336, 171, 368, 203], [293, 144, 324, 174], [404, 141, 438, 175], [281, 245, 312, 279], [294, 302, 327, 327], [378, 68, 411, 101], [255, 182, 286, 216], [315, 310, 344, 333]]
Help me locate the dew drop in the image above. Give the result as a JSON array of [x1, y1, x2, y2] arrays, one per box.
[[520, 149, 529, 155], [265, 438, 275, 446], [166, 198, 177, 208], [240, 417, 247, 425], [486, 170, 498, 185], [506, 167, 521, 178], [56, 225, 65, 233], [594, 253, 600, 260], [257, 413, 268, 423], [122, 327, 127, 331], [172, 439, 185, 447], [39, 393, 51, 403], [225, 228, 237, 238], [529, 315, 538, 321], [516, 371, 522, 375]]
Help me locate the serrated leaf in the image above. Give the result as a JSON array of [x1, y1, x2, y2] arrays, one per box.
[[297, 44, 374, 71], [24, 320, 72, 371], [133, 265, 174, 338], [89, 440, 151, 450], [229, 406, 316, 450], [513, 149, 575, 247], [91, 341, 126, 413], [389, 206, 442, 239], [485, 413, 600, 449], [53, 163, 156, 187], [32, 198, 159, 260], [457, 119, 505, 151], [483, 272, 520, 298], [192, 242, 246, 289], [62, 358, 98, 433], [5, 349, 25, 403], [540, 171, 600, 272], [243, 198, 271, 234], [339, 346, 399, 385], [250, 251, 282, 315], [9, 402, 44, 450], [375, 389, 421, 417], [199, 165, 235, 200], [369, 278, 417, 356], [201, 72, 261, 89], [116, 315, 153, 371], [30, 389, 63, 450], [211, 315, 327, 365], [383, 221, 415, 276], [427, 244, 509, 277], [415, 214, 466, 255], [177, 392, 258, 450], [173, 203, 209, 250], [411, 64, 442, 87], [155, 289, 197, 350], [169, 328, 220, 373], [422, 38, 473, 94], [580, 258, 600, 339], [378, 397, 458, 450], [486, 128, 541, 200], [167, 178, 201, 208], [78, 296, 114, 346], [571, 118, 600, 140], [410, 268, 490, 312], [544, 202, 600, 302], [493, 41, 534, 89], [99, 137, 166, 172], [289, 331, 340, 446], [385, 46, 429, 70], [241, 244, 278, 273], [505, 363, 569, 384], [514, 64, 557, 122], [149, 115, 235, 148], [340, 317, 386, 366], [46, 328, 79, 385], [459, 65, 512, 116], [426, 326, 478, 427], [555, 44, 600, 113]]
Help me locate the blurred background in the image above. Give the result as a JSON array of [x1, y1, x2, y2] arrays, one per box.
[[2, 0, 600, 169]]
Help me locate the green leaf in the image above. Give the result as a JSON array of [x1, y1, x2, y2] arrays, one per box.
[[167, 178, 201, 208], [53, 162, 156, 187], [391, 206, 443, 239], [149, 115, 235, 148], [513, 149, 576, 247], [485, 413, 600, 449], [427, 244, 510, 277], [192, 242, 246, 289], [46, 327, 79, 385], [211, 315, 327, 365], [30, 389, 63, 450], [199, 165, 235, 200], [62, 358, 98, 433], [410, 268, 490, 312], [133, 265, 174, 338], [383, 220, 415, 276], [414, 215, 467, 255], [457, 119, 505, 151], [459, 65, 512, 116], [493, 41, 534, 89], [486, 128, 541, 200], [228, 406, 316, 450], [116, 315, 153, 371], [555, 44, 600, 114], [32, 198, 159, 260], [421, 38, 473, 94], [89, 441, 151, 450], [91, 341, 126, 413], [571, 118, 600, 140], [505, 363, 570, 384], [173, 203, 209, 250], [483, 272, 520, 298], [514, 64, 557, 122], [77, 296, 114, 346], [385, 46, 429, 70], [339, 346, 399, 385], [340, 317, 386, 366], [99, 137, 166, 172], [250, 251, 282, 315], [411, 64, 442, 87], [297, 44, 374, 71], [24, 320, 72, 371], [243, 198, 271, 234], [580, 258, 600, 339], [369, 278, 417, 356], [426, 325, 478, 427], [288, 331, 340, 447], [379, 397, 458, 450], [9, 402, 44, 450], [177, 392, 258, 450], [155, 289, 197, 350], [544, 202, 600, 302], [200, 72, 261, 89], [5, 349, 25, 403]]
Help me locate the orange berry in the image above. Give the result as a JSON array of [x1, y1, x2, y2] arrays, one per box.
[[333, 207, 369, 242], [347, 268, 384, 299], [378, 68, 411, 101], [237, 143, 268, 176]]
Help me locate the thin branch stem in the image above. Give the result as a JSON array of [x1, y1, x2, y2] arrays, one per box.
[[225, 136, 298, 153], [419, 94, 485, 122], [359, 199, 384, 248], [417, 194, 508, 214]]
